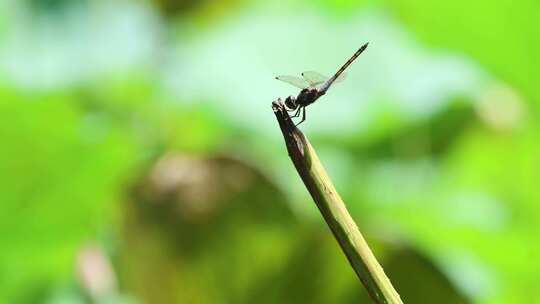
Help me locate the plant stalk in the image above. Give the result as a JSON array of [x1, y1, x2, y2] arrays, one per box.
[[272, 100, 403, 304]]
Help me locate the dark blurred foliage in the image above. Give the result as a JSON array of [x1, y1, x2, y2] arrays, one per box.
[[120, 154, 468, 303]]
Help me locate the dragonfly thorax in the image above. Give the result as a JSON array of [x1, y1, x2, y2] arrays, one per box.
[[284, 87, 320, 111], [298, 87, 322, 106]]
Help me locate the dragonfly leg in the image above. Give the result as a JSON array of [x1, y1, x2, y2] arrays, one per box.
[[291, 106, 302, 118], [295, 107, 306, 126]]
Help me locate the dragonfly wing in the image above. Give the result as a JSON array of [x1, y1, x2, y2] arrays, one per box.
[[301, 71, 328, 86], [319, 70, 347, 91], [320, 43, 367, 92], [335, 71, 347, 83], [275, 75, 309, 89]]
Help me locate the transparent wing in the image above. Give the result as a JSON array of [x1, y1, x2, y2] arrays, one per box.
[[301, 71, 328, 86], [335, 71, 347, 83], [275, 75, 309, 89]]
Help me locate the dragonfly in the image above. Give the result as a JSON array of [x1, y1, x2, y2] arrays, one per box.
[[275, 42, 368, 126]]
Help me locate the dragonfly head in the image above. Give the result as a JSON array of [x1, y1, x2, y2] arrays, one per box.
[[284, 95, 297, 110]]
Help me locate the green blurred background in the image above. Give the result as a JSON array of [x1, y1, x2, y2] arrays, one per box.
[[1, 0, 539, 303]]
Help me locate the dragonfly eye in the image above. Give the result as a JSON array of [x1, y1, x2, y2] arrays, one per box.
[[284, 96, 297, 110]]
